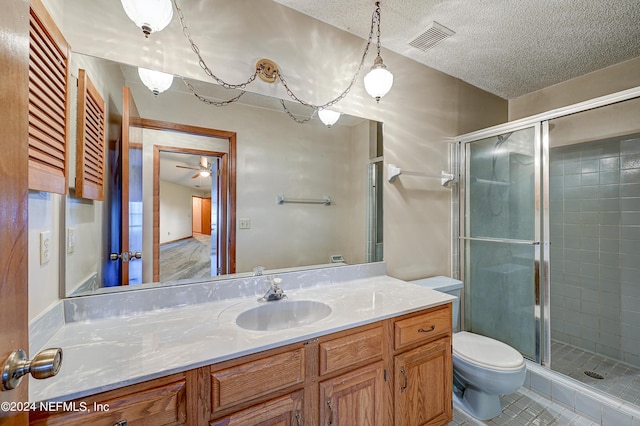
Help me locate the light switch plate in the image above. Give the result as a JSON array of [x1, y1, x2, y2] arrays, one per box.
[[239, 218, 251, 229], [40, 230, 51, 265], [67, 227, 75, 254]]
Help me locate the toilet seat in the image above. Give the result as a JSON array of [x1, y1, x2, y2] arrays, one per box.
[[453, 331, 525, 371]]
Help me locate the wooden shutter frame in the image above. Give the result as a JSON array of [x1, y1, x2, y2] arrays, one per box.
[[28, 0, 71, 194], [76, 69, 107, 200]]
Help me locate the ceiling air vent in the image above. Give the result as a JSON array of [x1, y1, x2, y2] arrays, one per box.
[[408, 21, 455, 52]]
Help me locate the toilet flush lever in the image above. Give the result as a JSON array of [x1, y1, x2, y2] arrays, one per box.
[[1, 348, 62, 391]]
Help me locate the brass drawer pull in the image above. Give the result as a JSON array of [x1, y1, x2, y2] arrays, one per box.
[[418, 325, 436, 333], [400, 367, 408, 393], [326, 398, 334, 425]]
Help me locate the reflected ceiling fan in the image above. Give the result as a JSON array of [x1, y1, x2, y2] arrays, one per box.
[[176, 156, 213, 178]]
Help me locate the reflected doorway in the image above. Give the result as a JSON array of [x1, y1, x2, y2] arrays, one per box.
[[143, 119, 236, 283], [157, 150, 223, 281]]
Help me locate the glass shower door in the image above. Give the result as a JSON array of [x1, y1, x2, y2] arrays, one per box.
[[461, 125, 541, 361]]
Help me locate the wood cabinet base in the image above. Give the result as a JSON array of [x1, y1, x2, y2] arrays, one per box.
[[30, 304, 452, 426]]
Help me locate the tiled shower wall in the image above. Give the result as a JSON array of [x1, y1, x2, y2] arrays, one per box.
[[549, 134, 640, 368]]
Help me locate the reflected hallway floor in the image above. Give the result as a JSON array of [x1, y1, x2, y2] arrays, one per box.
[[159, 233, 215, 281]]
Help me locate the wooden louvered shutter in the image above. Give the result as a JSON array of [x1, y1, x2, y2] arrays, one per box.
[[28, 0, 71, 194], [76, 70, 106, 200]]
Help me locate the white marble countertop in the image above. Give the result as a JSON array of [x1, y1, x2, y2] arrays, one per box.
[[29, 274, 454, 403]]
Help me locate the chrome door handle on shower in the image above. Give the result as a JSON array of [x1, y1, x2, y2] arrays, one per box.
[[458, 236, 540, 245]]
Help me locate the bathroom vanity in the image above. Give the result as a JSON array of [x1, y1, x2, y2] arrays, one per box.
[[28, 267, 455, 425]]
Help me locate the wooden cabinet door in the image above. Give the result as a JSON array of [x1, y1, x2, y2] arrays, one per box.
[[319, 361, 385, 426], [394, 337, 452, 426], [210, 391, 303, 426], [0, 1, 29, 424]]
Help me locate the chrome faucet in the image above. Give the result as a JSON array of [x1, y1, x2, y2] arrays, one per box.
[[259, 276, 287, 302]]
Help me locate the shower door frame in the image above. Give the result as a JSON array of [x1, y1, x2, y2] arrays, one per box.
[[455, 86, 640, 367], [458, 122, 544, 363]]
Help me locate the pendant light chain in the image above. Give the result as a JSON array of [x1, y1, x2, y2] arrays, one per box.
[[182, 78, 247, 106], [279, 100, 316, 124], [375, 2, 382, 58], [276, 4, 380, 111], [173, 0, 259, 90], [172, 0, 383, 113]]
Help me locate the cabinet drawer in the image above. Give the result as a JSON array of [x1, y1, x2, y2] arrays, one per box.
[[210, 390, 303, 426], [319, 327, 383, 376], [211, 348, 305, 413], [394, 305, 451, 350], [30, 378, 187, 426]]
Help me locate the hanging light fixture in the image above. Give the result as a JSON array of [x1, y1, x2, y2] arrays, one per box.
[[169, 0, 395, 124], [138, 67, 174, 95], [121, 0, 174, 38], [364, 2, 393, 102], [318, 109, 341, 127], [199, 156, 210, 177]]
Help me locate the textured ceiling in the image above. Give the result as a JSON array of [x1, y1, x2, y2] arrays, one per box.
[[273, 0, 640, 99]]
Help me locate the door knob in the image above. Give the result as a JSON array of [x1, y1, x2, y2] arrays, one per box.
[[1, 348, 62, 391], [110, 251, 142, 261]]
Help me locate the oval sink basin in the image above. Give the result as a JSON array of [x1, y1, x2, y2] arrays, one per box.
[[236, 300, 332, 331]]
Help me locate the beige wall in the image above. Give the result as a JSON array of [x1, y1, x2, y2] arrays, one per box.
[[28, 193, 62, 319], [549, 97, 640, 149], [29, 0, 507, 320], [510, 57, 640, 120], [159, 181, 205, 245]]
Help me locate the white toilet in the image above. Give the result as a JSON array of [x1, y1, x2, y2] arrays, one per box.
[[410, 276, 526, 420]]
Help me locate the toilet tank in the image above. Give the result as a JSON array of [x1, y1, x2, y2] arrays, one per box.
[[409, 276, 463, 332]]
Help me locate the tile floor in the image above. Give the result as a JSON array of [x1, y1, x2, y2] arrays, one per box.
[[448, 340, 640, 426], [448, 388, 600, 425], [550, 340, 640, 406]]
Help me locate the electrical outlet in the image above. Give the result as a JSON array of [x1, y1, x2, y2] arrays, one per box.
[[239, 218, 251, 229], [40, 230, 51, 265], [67, 227, 75, 254]]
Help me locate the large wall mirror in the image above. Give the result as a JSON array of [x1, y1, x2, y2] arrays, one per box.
[[63, 52, 384, 297]]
